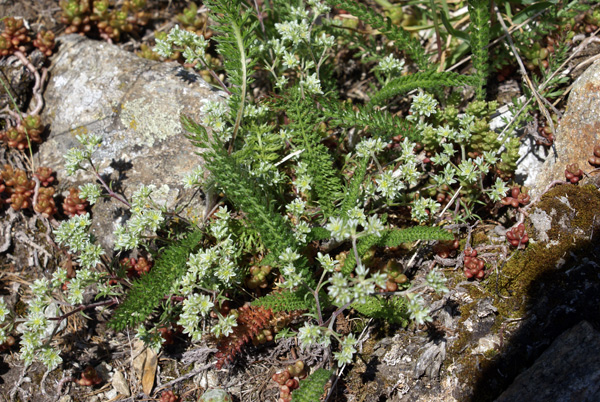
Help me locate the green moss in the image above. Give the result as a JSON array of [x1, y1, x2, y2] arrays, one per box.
[[489, 184, 600, 311], [445, 183, 600, 399]]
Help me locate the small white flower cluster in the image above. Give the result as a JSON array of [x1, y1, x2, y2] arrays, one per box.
[[297, 322, 331, 349], [375, 54, 405, 75], [64, 134, 102, 175], [211, 313, 238, 338], [16, 276, 87, 371], [178, 210, 240, 295], [307, 0, 331, 17], [113, 185, 165, 251], [54, 213, 105, 269], [488, 177, 510, 202], [426, 269, 449, 294], [64, 268, 101, 305], [375, 171, 405, 200], [286, 198, 311, 244], [297, 322, 358, 365], [178, 293, 214, 342], [275, 19, 311, 46], [300, 72, 323, 95], [293, 161, 312, 194], [249, 161, 286, 187], [0, 298, 10, 344], [201, 100, 231, 142], [406, 294, 432, 326], [175, 208, 240, 340], [278, 247, 303, 290], [408, 90, 438, 120], [410, 197, 441, 223], [355, 137, 387, 158], [182, 165, 205, 189], [328, 263, 386, 305], [325, 209, 385, 242], [243, 104, 270, 118], [78, 183, 102, 205], [154, 24, 209, 63], [334, 333, 358, 365]]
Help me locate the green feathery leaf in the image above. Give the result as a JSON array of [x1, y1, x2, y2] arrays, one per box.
[[468, 0, 491, 100], [291, 368, 332, 402], [323, 0, 430, 71], [108, 230, 204, 331], [368, 71, 479, 106]]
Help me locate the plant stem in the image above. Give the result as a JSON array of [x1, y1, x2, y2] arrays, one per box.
[[229, 21, 248, 154]]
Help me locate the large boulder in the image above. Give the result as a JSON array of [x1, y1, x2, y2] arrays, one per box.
[[495, 321, 600, 402], [39, 35, 225, 251], [529, 59, 600, 196]]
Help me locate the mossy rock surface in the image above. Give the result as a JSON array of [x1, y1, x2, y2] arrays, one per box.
[[449, 183, 600, 401]]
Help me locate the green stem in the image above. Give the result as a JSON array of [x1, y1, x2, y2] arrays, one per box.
[[229, 22, 248, 154], [372, 0, 395, 10]]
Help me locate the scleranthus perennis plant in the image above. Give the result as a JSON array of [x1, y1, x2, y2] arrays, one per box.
[[151, 0, 466, 372]]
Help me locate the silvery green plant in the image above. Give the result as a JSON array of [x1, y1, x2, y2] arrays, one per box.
[[148, 0, 459, 369]]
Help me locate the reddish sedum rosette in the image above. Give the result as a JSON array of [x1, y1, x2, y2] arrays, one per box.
[[565, 163, 583, 184], [506, 223, 529, 248], [464, 248, 485, 279]]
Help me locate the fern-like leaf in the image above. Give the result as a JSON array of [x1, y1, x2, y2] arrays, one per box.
[[339, 156, 369, 218], [342, 226, 453, 275], [323, 101, 421, 142], [323, 0, 430, 71], [468, 0, 491, 100], [368, 71, 479, 106], [352, 295, 409, 325], [252, 288, 322, 313], [108, 230, 204, 331], [291, 368, 332, 402]]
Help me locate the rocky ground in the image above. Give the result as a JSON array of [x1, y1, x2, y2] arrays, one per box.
[[1, 1, 600, 402]]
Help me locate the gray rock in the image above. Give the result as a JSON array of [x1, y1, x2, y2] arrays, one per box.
[[495, 321, 600, 402], [39, 34, 225, 251], [112, 370, 131, 397], [414, 340, 446, 379], [529, 59, 600, 197]]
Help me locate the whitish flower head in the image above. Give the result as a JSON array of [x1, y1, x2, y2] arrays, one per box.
[[280, 248, 301, 264], [316, 252, 338, 273], [40, 347, 62, 371], [286, 198, 307, 217], [325, 217, 350, 242], [489, 178, 510, 202], [301, 73, 323, 95], [406, 294, 432, 325], [298, 322, 322, 349], [411, 198, 440, 222], [356, 137, 386, 158], [376, 171, 404, 200], [0, 298, 10, 322], [347, 207, 367, 226], [315, 32, 335, 47], [183, 165, 205, 189], [375, 54, 405, 74], [211, 314, 238, 338], [426, 269, 449, 294], [78, 183, 101, 205], [410, 90, 438, 117], [275, 19, 311, 45], [457, 159, 479, 183], [334, 333, 357, 365], [364, 215, 384, 237]]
